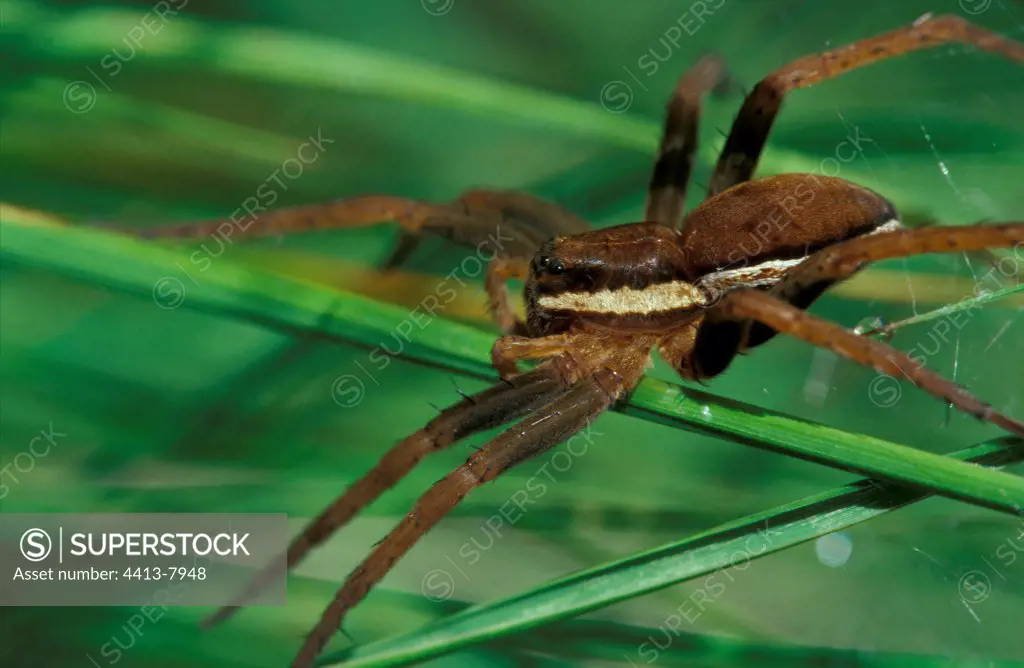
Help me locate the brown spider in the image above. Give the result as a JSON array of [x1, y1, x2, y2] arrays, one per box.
[[109, 14, 1024, 667]]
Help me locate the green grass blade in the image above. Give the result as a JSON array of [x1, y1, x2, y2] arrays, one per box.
[[625, 380, 1024, 515], [858, 282, 1024, 337], [317, 436, 1023, 667], [5, 2, 655, 152], [3, 214, 1023, 516], [376, 594, 974, 668], [493, 618, 1002, 668]]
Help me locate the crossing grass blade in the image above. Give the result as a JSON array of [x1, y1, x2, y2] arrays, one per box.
[[5, 3, 1024, 668], [4, 211, 1023, 515], [317, 436, 1023, 667]]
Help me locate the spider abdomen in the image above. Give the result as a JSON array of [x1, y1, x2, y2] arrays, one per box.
[[681, 173, 901, 297]]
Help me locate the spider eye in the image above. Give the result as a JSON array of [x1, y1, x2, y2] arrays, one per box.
[[537, 256, 565, 275]]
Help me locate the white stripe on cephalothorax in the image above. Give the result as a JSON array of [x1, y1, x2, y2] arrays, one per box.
[[696, 218, 903, 294], [537, 280, 707, 315]]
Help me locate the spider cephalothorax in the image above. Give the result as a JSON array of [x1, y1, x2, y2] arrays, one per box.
[[523, 174, 900, 340], [104, 14, 1023, 668]]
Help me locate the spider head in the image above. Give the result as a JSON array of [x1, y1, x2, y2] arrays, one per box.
[[529, 238, 570, 287], [527, 236, 606, 296], [533, 248, 566, 276]]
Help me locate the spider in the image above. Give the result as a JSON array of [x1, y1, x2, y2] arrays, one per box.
[[112, 14, 1024, 668]]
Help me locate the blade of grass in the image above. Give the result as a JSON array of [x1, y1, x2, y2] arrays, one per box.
[[360, 592, 972, 668], [624, 379, 1024, 515], [494, 618, 998, 668], [6, 2, 655, 151], [5, 78, 304, 169], [317, 436, 1023, 667], [1, 0, 956, 212], [858, 282, 1024, 338], [3, 212, 1023, 515]]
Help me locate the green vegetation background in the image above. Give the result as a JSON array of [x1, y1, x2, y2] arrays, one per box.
[[1, 1, 1023, 666]]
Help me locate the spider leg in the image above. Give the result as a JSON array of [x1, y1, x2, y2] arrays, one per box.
[[708, 14, 1024, 197], [485, 257, 531, 334], [458, 189, 592, 241], [746, 222, 1024, 348], [645, 53, 730, 229], [200, 363, 571, 629], [657, 319, 703, 382], [101, 189, 590, 268], [105, 196, 450, 241], [378, 189, 592, 268], [491, 333, 578, 379], [897, 211, 1022, 289], [707, 289, 1024, 437], [393, 190, 592, 270], [289, 362, 636, 668]]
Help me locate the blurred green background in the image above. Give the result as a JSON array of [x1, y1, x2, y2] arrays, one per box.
[[1, 1, 1023, 666]]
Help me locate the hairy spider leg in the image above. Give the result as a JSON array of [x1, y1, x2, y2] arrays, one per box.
[[491, 333, 579, 379], [707, 288, 1024, 438], [99, 196, 445, 240], [708, 14, 1024, 197], [485, 256, 531, 334], [458, 189, 592, 241], [101, 187, 591, 270], [645, 53, 731, 229], [745, 222, 1024, 348], [200, 363, 571, 629], [289, 359, 644, 668], [657, 319, 703, 381], [387, 189, 592, 267]]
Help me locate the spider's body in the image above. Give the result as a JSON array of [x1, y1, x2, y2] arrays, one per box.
[[107, 14, 1024, 667], [526, 222, 701, 333], [524, 174, 901, 340]]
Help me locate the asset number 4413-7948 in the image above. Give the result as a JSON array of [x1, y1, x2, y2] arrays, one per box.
[[123, 566, 206, 581]]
